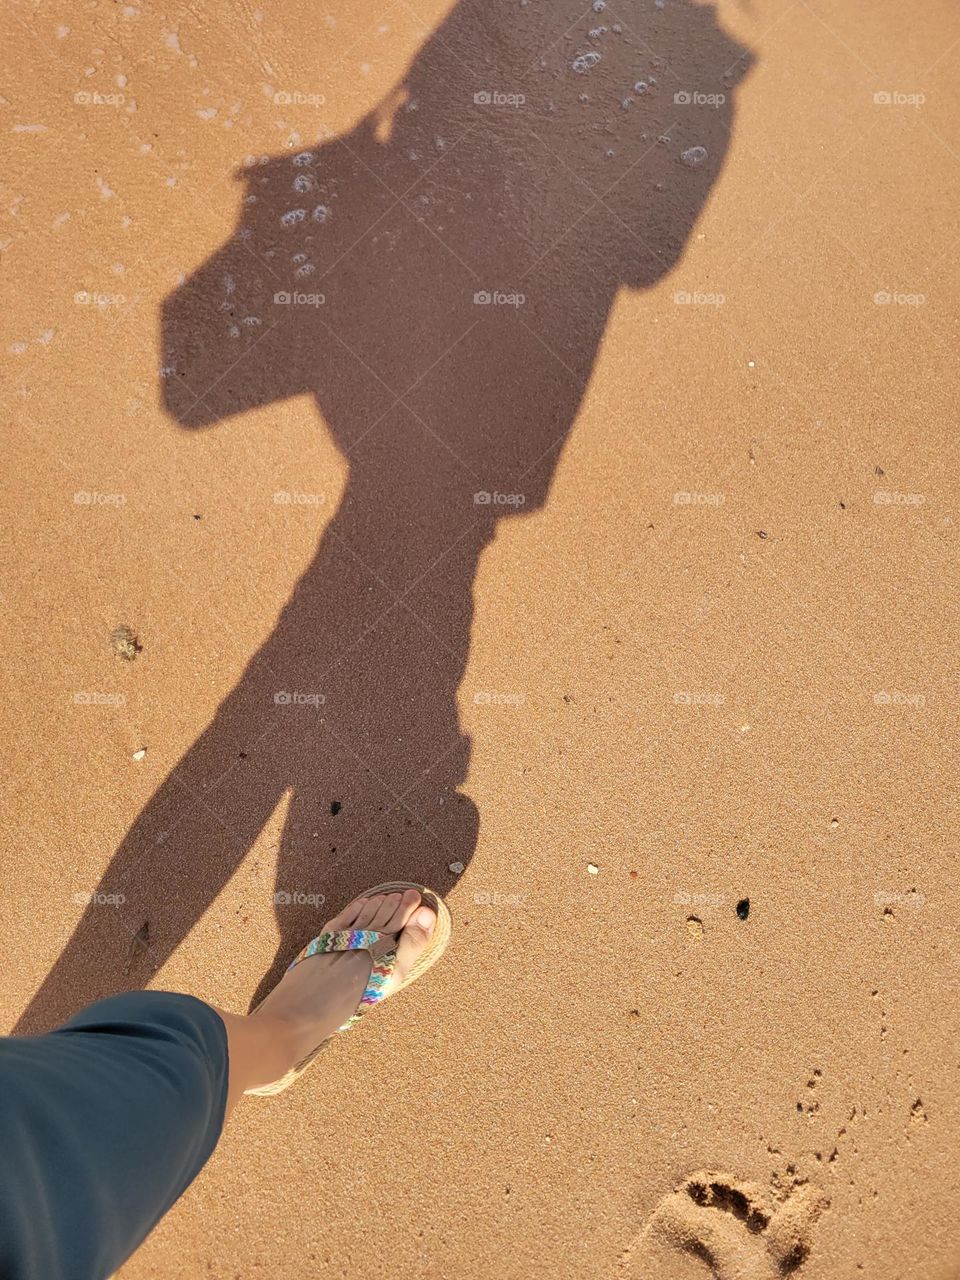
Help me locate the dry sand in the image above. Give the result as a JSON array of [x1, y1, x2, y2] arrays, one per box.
[[2, 0, 960, 1276]]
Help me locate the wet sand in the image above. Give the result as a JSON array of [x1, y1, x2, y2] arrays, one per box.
[[2, 1, 959, 1276]]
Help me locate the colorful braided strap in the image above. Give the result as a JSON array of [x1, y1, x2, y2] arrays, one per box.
[[287, 928, 399, 1032], [288, 930, 383, 963]]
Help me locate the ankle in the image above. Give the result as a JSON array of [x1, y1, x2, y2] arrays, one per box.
[[247, 1008, 304, 1070], [215, 1006, 305, 1106]]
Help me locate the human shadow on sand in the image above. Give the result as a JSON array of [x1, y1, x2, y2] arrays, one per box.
[[18, 0, 752, 1031]]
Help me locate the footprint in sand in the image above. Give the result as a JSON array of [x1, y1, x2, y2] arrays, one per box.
[[622, 1170, 828, 1280]]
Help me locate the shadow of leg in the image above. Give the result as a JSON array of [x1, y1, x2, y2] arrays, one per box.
[[250, 478, 489, 1007], [19, 474, 488, 1031], [14, 691, 291, 1034]]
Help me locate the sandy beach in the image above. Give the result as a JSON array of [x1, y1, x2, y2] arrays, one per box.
[[2, 0, 959, 1276]]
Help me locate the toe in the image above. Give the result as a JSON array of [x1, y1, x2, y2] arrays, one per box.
[[394, 904, 436, 983], [354, 893, 392, 929], [325, 887, 427, 946], [380, 888, 422, 934], [341, 895, 371, 928], [367, 892, 403, 931], [325, 895, 368, 931]]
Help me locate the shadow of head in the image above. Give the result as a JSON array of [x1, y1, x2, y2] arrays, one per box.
[[162, 0, 752, 507]]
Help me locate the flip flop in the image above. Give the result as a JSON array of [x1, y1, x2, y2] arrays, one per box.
[[246, 881, 451, 1096]]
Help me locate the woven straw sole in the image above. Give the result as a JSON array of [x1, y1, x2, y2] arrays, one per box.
[[245, 882, 451, 1096]]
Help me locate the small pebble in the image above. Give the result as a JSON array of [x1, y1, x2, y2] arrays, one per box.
[[449, 861, 465, 874], [681, 145, 707, 167], [572, 50, 601, 73], [132, 748, 146, 761], [587, 863, 599, 875], [110, 625, 141, 661]]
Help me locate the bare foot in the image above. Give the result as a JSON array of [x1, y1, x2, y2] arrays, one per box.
[[250, 889, 437, 1072]]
